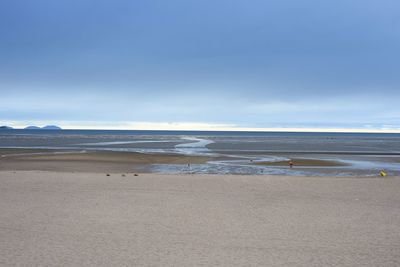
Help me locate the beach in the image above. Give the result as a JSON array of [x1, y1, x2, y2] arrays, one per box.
[[0, 148, 348, 174], [3, 0, 400, 265], [0, 149, 212, 173], [1, 130, 400, 176], [1, 146, 398, 177], [1, 170, 399, 266]]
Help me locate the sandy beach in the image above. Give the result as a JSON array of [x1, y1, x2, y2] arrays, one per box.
[[1, 170, 399, 266], [0, 149, 213, 173], [3, 0, 400, 265], [0, 148, 365, 174]]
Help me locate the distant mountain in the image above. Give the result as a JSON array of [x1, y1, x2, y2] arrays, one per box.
[[25, 126, 41, 130], [0, 125, 13, 129], [42, 125, 62, 130], [24, 125, 62, 130]]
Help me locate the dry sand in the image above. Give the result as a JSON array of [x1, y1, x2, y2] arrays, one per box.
[[1, 171, 399, 266]]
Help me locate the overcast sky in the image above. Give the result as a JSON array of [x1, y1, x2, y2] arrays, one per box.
[[1, 0, 399, 131]]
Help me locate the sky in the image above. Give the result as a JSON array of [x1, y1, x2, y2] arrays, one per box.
[[1, 0, 399, 131]]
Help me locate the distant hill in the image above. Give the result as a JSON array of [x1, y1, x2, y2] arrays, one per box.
[[42, 125, 62, 130], [0, 125, 13, 129], [25, 126, 42, 130], [24, 125, 62, 130]]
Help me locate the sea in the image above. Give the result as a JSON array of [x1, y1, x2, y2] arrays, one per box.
[[1, 129, 400, 176]]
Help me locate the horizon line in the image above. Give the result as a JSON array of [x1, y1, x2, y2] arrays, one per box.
[[4, 127, 400, 134], [3, 121, 400, 133]]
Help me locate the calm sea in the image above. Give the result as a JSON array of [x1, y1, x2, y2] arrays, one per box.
[[1, 129, 400, 176]]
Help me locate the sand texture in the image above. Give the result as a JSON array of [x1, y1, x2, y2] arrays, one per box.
[[0, 150, 212, 173], [1, 171, 399, 266], [255, 158, 348, 167]]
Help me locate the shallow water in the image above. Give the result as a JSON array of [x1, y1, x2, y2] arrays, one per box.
[[1, 129, 400, 176]]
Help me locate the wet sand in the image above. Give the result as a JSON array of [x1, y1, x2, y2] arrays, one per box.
[[0, 148, 351, 172], [255, 158, 348, 167], [0, 171, 399, 266], [2, 148, 399, 177], [0, 149, 213, 173]]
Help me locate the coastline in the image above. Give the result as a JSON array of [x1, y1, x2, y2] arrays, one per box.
[[1, 129, 400, 176], [0, 148, 376, 176]]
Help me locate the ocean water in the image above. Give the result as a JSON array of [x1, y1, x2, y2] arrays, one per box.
[[1, 129, 400, 176]]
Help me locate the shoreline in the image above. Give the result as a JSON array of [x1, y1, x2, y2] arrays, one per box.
[[0, 148, 397, 176], [254, 158, 348, 167]]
